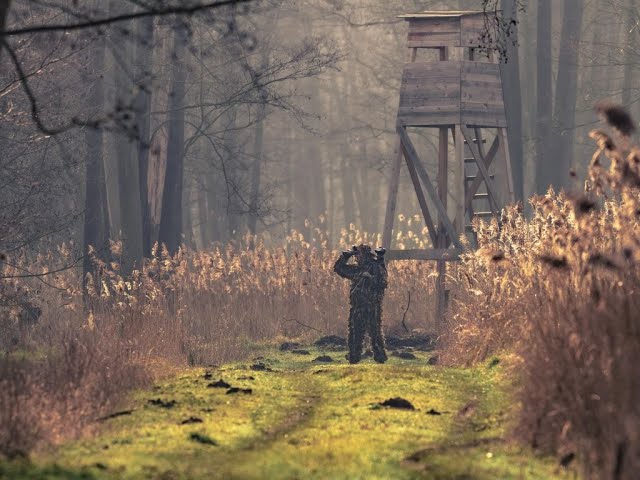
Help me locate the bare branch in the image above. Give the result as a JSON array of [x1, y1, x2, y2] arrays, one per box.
[[2, 0, 253, 36]]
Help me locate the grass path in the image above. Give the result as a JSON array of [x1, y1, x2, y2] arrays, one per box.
[[2, 343, 574, 480]]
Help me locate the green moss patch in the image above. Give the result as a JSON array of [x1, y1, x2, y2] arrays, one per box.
[[2, 346, 574, 479]]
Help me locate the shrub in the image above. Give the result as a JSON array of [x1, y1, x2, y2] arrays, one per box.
[[444, 105, 640, 478]]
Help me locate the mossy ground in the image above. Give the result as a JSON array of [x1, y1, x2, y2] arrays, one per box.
[[1, 344, 575, 480]]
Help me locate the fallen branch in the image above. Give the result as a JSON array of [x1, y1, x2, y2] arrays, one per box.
[[285, 318, 323, 333]]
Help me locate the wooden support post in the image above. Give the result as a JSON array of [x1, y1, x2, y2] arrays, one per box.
[[453, 125, 465, 234], [498, 128, 516, 204], [436, 127, 448, 327], [382, 139, 403, 249], [401, 131, 438, 247], [397, 127, 463, 251]]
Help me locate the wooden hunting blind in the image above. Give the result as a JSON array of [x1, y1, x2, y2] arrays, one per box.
[[383, 10, 515, 321]]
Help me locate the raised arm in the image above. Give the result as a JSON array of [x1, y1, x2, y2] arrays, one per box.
[[333, 251, 361, 280]]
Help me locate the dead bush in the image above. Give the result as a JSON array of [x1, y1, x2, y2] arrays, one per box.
[[443, 104, 640, 478], [0, 327, 149, 459]]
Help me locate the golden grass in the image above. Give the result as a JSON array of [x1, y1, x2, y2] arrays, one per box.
[[0, 215, 439, 457], [443, 105, 640, 478]]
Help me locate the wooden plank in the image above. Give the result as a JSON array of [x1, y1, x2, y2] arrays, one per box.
[[461, 116, 507, 128], [462, 61, 502, 76], [498, 127, 515, 203], [398, 126, 463, 251], [401, 132, 438, 247], [382, 138, 403, 249], [461, 92, 505, 104], [462, 70, 502, 83], [407, 32, 461, 48], [399, 95, 461, 108], [386, 249, 461, 262], [438, 127, 448, 247], [408, 17, 461, 33], [464, 135, 499, 212], [400, 83, 460, 98], [401, 61, 461, 78], [454, 124, 465, 234], [474, 127, 486, 158], [397, 112, 460, 127], [460, 126, 501, 213], [461, 13, 496, 47]]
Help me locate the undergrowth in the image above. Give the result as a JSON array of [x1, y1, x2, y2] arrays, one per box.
[[0, 222, 437, 458], [444, 102, 640, 479]]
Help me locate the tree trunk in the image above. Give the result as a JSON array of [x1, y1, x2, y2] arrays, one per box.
[[500, 0, 524, 202], [158, 24, 187, 254], [535, 0, 553, 193], [83, 33, 110, 299], [135, 14, 155, 257], [550, 0, 584, 189], [113, 16, 143, 274], [248, 101, 266, 236], [0, 1, 10, 37]]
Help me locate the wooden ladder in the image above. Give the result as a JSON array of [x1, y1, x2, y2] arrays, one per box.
[[463, 128, 496, 247]]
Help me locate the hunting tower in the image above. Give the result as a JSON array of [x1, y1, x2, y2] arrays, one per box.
[[383, 10, 515, 321]]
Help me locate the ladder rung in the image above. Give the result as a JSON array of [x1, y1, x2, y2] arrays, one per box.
[[466, 174, 495, 181], [473, 193, 489, 199], [464, 157, 476, 163], [474, 211, 495, 218], [464, 138, 487, 145]]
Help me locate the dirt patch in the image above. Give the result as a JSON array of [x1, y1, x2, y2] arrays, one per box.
[[189, 432, 218, 446], [291, 349, 311, 355], [386, 333, 435, 351], [148, 399, 177, 409], [207, 380, 231, 389], [250, 362, 274, 372], [314, 335, 347, 350], [180, 417, 203, 425], [226, 388, 253, 395], [427, 356, 439, 366], [279, 342, 302, 351], [378, 397, 416, 410], [391, 351, 417, 360], [313, 355, 334, 363]]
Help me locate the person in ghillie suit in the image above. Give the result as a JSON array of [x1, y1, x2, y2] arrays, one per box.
[[333, 244, 388, 364]]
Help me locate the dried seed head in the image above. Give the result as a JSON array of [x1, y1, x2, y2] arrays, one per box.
[[539, 255, 569, 269], [595, 101, 636, 137], [588, 253, 622, 270], [589, 130, 616, 151]]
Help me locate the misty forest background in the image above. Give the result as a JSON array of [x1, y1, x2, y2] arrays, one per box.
[[1, 0, 635, 273], [4, 1, 640, 477]]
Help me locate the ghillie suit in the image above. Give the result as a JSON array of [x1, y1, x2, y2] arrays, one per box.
[[333, 244, 388, 364]]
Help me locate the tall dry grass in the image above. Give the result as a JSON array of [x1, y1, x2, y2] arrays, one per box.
[[444, 104, 640, 479], [0, 218, 438, 457]]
